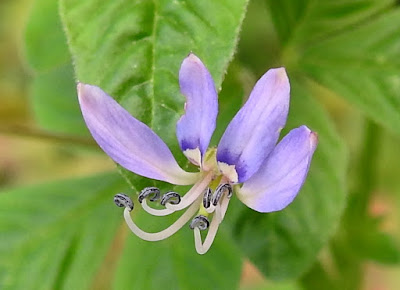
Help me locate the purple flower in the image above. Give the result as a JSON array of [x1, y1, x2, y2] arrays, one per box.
[[77, 53, 318, 254]]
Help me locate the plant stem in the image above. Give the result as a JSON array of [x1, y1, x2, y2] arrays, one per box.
[[0, 124, 98, 148], [352, 119, 381, 218]]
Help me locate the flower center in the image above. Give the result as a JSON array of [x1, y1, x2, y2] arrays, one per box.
[[113, 148, 234, 254]]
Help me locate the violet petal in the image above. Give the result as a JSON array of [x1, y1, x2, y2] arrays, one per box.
[[78, 83, 199, 185], [176, 53, 218, 165], [217, 68, 290, 182], [238, 126, 318, 213]]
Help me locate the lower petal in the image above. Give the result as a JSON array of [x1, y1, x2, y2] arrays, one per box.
[[238, 126, 318, 213]]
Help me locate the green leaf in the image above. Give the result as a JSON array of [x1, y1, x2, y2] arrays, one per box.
[[266, 1, 400, 135], [300, 9, 400, 135], [231, 79, 347, 280], [60, 0, 249, 161], [266, 0, 394, 46], [24, 0, 88, 136], [0, 173, 128, 290]]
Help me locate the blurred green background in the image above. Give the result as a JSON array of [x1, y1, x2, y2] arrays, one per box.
[[1, 0, 400, 289]]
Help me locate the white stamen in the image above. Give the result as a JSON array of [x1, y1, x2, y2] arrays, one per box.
[[194, 204, 222, 254], [166, 173, 213, 211], [137, 173, 213, 217], [206, 204, 216, 214], [216, 195, 230, 223], [141, 199, 174, 216], [123, 198, 201, 241]]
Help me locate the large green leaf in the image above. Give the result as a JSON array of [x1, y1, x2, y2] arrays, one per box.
[[60, 0, 249, 161], [266, 0, 400, 135], [0, 173, 128, 290], [230, 79, 347, 280], [24, 0, 88, 136]]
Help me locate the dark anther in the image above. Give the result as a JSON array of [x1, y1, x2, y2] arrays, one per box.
[[138, 187, 161, 203], [189, 215, 210, 230], [202, 188, 212, 208], [211, 183, 233, 206], [114, 193, 134, 211], [160, 191, 181, 206]]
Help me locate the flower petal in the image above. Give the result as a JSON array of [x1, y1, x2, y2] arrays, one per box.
[[176, 53, 218, 165], [78, 83, 199, 185], [238, 126, 318, 213], [217, 68, 290, 182]]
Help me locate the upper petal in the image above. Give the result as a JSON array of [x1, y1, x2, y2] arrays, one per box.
[[217, 68, 290, 183], [238, 126, 318, 213], [78, 83, 199, 185], [176, 53, 218, 165]]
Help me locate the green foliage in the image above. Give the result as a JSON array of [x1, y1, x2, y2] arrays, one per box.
[[0, 173, 127, 289], [299, 10, 400, 135], [24, 0, 88, 136], [267, 0, 394, 46], [267, 0, 400, 135]]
